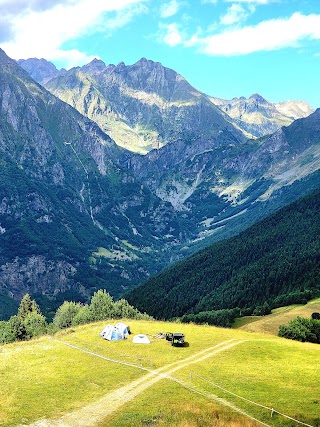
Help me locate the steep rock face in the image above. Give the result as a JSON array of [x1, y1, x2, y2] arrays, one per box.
[[0, 49, 184, 309], [0, 256, 77, 300], [121, 108, 320, 253], [275, 100, 314, 120], [2, 51, 320, 316], [210, 94, 314, 138], [18, 58, 66, 85], [45, 58, 244, 154]]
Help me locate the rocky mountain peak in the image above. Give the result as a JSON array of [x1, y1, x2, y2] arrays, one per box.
[[133, 57, 162, 70], [18, 57, 66, 85], [80, 58, 106, 74], [249, 93, 268, 104], [275, 100, 315, 120], [210, 92, 314, 138]]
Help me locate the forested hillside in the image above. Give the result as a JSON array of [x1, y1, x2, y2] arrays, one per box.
[[126, 189, 320, 319]]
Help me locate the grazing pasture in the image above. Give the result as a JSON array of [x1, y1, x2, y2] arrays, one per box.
[[0, 319, 319, 427]]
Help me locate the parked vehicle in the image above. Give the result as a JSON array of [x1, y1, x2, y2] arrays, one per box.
[[166, 332, 185, 346]]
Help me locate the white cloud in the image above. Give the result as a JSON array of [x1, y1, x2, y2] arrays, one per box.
[[160, 0, 181, 18], [189, 13, 320, 56], [0, 0, 147, 68], [161, 23, 183, 46], [220, 4, 249, 25]]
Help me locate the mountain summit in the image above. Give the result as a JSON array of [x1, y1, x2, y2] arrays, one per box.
[[211, 94, 314, 138], [44, 57, 243, 154], [1, 50, 319, 316]]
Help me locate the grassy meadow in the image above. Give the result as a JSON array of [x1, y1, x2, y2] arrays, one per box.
[[234, 298, 320, 335], [0, 319, 319, 427]]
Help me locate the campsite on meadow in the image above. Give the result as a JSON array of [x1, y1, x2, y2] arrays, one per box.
[[0, 315, 319, 427]]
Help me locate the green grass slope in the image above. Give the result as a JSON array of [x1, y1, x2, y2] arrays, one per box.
[[126, 188, 320, 319], [234, 298, 320, 335], [0, 320, 319, 427]]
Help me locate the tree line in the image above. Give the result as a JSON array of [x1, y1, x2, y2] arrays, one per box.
[[0, 291, 151, 344]]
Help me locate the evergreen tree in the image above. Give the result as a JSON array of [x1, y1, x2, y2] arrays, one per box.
[[17, 294, 41, 320]]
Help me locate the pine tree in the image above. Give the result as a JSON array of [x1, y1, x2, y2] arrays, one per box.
[[17, 294, 41, 320]]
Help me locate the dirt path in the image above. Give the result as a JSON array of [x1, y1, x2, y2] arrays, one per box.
[[19, 339, 246, 427]]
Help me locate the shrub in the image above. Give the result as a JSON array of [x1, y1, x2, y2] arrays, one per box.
[[89, 290, 115, 321], [24, 312, 48, 339], [72, 305, 91, 326], [53, 301, 82, 329], [0, 320, 16, 343], [278, 316, 320, 343]]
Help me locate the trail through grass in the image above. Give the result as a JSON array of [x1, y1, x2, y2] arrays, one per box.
[[0, 319, 319, 427], [18, 339, 247, 427]]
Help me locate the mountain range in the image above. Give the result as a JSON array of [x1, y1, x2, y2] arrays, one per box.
[[19, 57, 314, 151], [210, 94, 313, 138], [0, 49, 319, 318]]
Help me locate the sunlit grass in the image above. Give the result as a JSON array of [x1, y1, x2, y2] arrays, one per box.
[[0, 319, 319, 427], [0, 333, 141, 426], [101, 379, 261, 427], [236, 298, 320, 335]]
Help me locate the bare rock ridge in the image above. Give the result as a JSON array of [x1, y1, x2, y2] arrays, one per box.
[[42, 56, 242, 155], [17, 57, 67, 85], [0, 48, 182, 306], [0, 48, 318, 316], [19, 57, 314, 146], [210, 93, 314, 138]]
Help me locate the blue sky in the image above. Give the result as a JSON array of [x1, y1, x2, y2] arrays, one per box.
[[1, 0, 320, 107]]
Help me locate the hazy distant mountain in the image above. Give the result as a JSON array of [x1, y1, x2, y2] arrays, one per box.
[[275, 100, 314, 120], [18, 57, 67, 85], [210, 94, 314, 138]]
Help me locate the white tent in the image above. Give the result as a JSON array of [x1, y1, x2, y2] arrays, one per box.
[[103, 326, 125, 341], [115, 322, 131, 337], [99, 324, 114, 338], [132, 334, 150, 344]]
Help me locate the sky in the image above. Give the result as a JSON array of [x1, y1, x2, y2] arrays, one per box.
[[0, 0, 320, 107]]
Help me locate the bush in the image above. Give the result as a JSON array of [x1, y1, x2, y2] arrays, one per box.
[[0, 320, 16, 343], [24, 312, 48, 339], [89, 290, 115, 321], [72, 305, 91, 326], [278, 316, 320, 343], [53, 301, 82, 329], [113, 299, 152, 320]]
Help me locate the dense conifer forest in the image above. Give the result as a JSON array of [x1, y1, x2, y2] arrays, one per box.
[[126, 188, 320, 320]]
